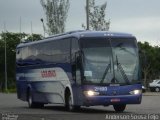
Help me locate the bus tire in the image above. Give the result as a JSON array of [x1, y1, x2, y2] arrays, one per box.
[[113, 104, 126, 112], [65, 92, 80, 111], [27, 89, 44, 108]]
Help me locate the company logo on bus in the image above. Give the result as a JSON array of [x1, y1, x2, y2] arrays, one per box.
[[41, 70, 56, 78]]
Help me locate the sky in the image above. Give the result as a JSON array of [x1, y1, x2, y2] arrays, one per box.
[[0, 0, 160, 45]]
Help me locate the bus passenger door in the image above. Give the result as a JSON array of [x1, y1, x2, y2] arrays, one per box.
[[71, 38, 83, 105], [72, 52, 83, 105]]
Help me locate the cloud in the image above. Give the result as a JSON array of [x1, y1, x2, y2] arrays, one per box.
[[110, 17, 160, 32], [110, 17, 160, 45]]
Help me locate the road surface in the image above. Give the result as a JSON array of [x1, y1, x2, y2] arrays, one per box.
[[0, 93, 160, 120]]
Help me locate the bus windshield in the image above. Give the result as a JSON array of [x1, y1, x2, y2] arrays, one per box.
[[80, 37, 140, 85]]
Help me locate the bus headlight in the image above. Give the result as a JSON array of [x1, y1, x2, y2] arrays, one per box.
[[84, 90, 99, 96], [130, 89, 142, 95]]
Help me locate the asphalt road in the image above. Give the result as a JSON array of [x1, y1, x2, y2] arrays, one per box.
[[0, 93, 160, 120]]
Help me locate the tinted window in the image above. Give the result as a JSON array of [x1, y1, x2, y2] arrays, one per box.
[[80, 37, 139, 85], [111, 37, 137, 48], [21, 47, 28, 60], [16, 49, 21, 60], [27, 38, 71, 64], [80, 37, 109, 48], [28, 45, 39, 61], [16, 48, 22, 65], [71, 38, 79, 62], [19, 38, 71, 66]]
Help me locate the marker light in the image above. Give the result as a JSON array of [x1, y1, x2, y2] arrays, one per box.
[[130, 89, 142, 95], [84, 90, 99, 96]]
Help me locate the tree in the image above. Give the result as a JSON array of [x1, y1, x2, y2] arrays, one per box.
[[83, 0, 110, 31], [40, 0, 70, 35], [0, 32, 42, 91], [24, 34, 43, 42], [138, 42, 151, 87], [138, 42, 160, 88]]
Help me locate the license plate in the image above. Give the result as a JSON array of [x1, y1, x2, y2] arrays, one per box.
[[111, 98, 120, 102]]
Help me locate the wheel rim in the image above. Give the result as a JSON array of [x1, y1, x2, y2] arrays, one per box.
[[28, 93, 32, 107], [155, 88, 159, 92]]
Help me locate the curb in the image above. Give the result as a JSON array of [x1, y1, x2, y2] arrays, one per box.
[[143, 92, 160, 96]]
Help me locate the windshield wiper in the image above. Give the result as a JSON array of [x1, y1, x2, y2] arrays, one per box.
[[116, 55, 130, 84], [100, 60, 111, 83]]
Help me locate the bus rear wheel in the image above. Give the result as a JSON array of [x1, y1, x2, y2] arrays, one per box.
[[113, 104, 126, 112], [27, 90, 44, 108]]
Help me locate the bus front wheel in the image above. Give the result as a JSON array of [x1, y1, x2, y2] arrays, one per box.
[[66, 92, 80, 111], [113, 104, 126, 112]]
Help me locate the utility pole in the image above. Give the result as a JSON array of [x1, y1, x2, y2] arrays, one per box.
[[4, 22, 8, 92], [20, 16, 22, 40], [31, 21, 33, 41], [86, 0, 89, 30]]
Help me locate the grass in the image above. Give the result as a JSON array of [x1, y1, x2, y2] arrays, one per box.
[[0, 87, 17, 93]]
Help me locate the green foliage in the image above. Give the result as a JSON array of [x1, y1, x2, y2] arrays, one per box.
[[40, 0, 70, 35], [25, 34, 43, 42], [138, 42, 160, 87], [0, 32, 42, 92], [83, 0, 110, 30]]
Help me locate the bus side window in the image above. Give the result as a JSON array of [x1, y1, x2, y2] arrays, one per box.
[[16, 48, 22, 66], [71, 38, 79, 63]]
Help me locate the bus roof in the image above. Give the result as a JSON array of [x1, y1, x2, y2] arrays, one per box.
[[17, 30, 135, 48]]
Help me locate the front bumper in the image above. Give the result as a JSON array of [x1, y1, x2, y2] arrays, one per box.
[[83, 94, 142, 106]]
